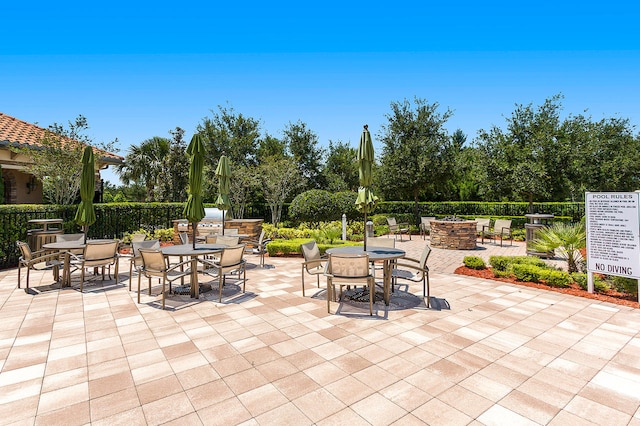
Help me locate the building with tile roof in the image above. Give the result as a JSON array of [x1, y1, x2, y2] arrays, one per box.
[[0, 112, 123, 204]]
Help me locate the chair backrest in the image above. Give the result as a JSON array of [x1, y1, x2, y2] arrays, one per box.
[[217, 235, 239, 246], [56, 233, 85, 242], [179, 232, 189, 245], [205, 234, 217, 244], [131, 233, 147, 243], [476, 218, 490, 232], [17, 241, 32, 261], [84, 240, 118, 261], [132, 239, 160, 257], [257, 229, 266, 245], [494, 219, 512, 232], [139, 249, 167, 273], [301, 240, 323, 269], [419, 245, 432, 270], [219, 245, 245, 268], [421, 217, 436, 230], [386, 217, 398, 227], [328, 254, 371, 278], [370, 237, 395, 248]]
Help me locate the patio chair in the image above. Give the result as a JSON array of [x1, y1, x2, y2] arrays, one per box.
[[386, 217, 411, 241], [391, 244, 431, 308], [131, 233, 147, 243], [301, 240, 327, 297], [138, 248, 191, 309], [419, 217, 436, 240], [216, 235, 240, 246], [246, 229, 271, 267], [205, 234, 217, 244], [128, 239, 160, 290], [179, 232, 189, 245], [486, 219, 512, 246], [324, 253, 375, 315], [70, 240, 120, 292], [475, 218, 491, 244], [17, 241, 62, 289], [201, 244, 247, 302]]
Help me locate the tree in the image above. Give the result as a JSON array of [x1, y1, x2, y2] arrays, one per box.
[[10, 115, 93, 205], [282, 120, 325, 190], [377, 97, 454, 215], [116, 136, 170, 201], [259, 156, 304, 225], [257, 134, 287, 162], [197, 104, 260, 169], [155, 127, 189, 202], [475, 94, 567, 209], [229, 164, 260, 219], [322, 140, 359, 192], [530, 222, 586, 273]]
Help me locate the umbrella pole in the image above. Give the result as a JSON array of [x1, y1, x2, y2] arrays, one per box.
[[192, 222, 197, 249], [222, 211, 225, 235], [83, 225, 88, 244], [363, 212, 367, 251]]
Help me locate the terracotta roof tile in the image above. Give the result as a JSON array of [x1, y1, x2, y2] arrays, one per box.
[[0, 112, 123, 163]]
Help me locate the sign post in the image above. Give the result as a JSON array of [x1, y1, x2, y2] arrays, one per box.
[[585, 192, 640, 301]]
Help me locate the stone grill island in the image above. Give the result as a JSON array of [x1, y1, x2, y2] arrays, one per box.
[[430, 217, 477, 250]]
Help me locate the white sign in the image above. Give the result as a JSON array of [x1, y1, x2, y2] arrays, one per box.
[[586, 192, 640, 279]]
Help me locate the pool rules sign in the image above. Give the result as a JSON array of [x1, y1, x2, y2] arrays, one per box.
[[586, 192, 640, 296]]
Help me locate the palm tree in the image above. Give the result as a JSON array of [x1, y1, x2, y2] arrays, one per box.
[[530, 222, 586, 273], [116, 137, 170, 201]]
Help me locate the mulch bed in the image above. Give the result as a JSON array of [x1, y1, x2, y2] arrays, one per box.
[[454, 266, 640, 309]]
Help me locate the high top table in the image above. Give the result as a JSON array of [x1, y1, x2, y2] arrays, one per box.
[[325, 245, 406, 306], [160, 244, 226, 298]]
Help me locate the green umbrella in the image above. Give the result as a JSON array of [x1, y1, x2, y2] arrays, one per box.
[[183, 134, 206, 249], [355, 124, 379, 251], [215, 155, 232, 235], [74, 146, 97, 244]]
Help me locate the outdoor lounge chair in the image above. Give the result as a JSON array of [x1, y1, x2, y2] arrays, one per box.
[[138, 248, 191, 309], [17, 241, 62, 289], [201, 244, 247, 302], [386, 217, 411, 241], [419, 217, 436, 240], [475, 218, 491, 244], [391, 244, 431, 308], [324, 253, 375, 315], [301, 240, 327, 297]]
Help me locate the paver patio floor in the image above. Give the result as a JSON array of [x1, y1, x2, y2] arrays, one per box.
[[1, 237, 639, 425]]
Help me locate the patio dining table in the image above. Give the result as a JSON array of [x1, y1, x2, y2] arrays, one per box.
[[325, 245, 406, 305], [42, 239, 116, 287], [160, 243, 226, 298]]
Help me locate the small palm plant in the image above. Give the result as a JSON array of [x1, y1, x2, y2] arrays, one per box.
[[530, 222, 586, 273]]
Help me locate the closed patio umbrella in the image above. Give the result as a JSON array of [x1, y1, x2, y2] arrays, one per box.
[[74, 146, 96, 244], [183, 134, 206, 249], [215, 155, 231, 235], [355, 124, 379, 251]]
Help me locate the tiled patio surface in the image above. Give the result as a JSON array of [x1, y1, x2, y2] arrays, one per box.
[[1, 237, 639, 425]]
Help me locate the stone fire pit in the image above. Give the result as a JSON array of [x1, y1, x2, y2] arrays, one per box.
[[430, 217, 477, 250]]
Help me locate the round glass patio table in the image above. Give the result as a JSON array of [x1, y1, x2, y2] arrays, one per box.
[[325, 245, 406, 306], [160, 243, 227, 298]]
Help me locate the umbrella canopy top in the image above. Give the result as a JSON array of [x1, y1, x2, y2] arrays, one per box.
[[356, 124, 378, 213], [183, 134, 206, 224], [74, 145, 97, 227], [215, 155, 231, 211]]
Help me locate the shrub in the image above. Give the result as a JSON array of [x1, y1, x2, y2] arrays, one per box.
[[608, 276, 638, 296], [571, 273, 610, 292], [538, 269, 572, 288], [489, 256, 512, 272], [122, 229, 152, 244], [511, 264, 541, 282], [463, 256, 486, 270], [493, 269, 512, 278], [152, 228, 174, 242]]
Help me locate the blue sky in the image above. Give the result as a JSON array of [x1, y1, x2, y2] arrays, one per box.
[[2, 1, 639, 184]]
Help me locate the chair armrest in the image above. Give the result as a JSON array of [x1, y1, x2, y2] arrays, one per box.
[[167, 259, 192, 272], [29, 252, 63, 265], [393, 260, 428, 273]]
